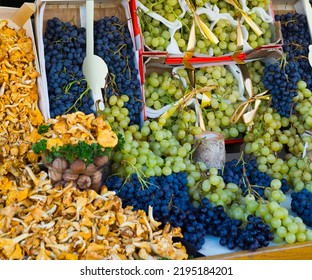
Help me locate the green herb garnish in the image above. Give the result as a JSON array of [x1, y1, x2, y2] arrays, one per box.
[[42, 141, 111, 164], [37, 124, 51, 134], [116, 133, 125, 151], [31, 139, 47, 154]]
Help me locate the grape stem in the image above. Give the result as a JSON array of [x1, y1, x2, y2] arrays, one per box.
[[111, 44, 127, 55], [64, 79, 91, 114], [146, 0, 166, 12], [106, 23, 125, 34], [240, 164, 263, 200], [278, 53, 288, 70], [189, 138, 201, 161], [282, 19, 298, 26], [288, 42, 304, 51], [106, 73, 119, 95], [121, 160, 155, 190], [165, 4, 190, 31], [237, 152, 265, 200]]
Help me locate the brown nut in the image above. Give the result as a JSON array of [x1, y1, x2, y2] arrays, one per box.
[[62, 171, 79, 182], [91, 170, 103, 184], [52, 157, 68, 171], [70, 159, 86, 173], [84, 163, 98, 175], [77, 175, 92, 189], [93, 155, 108, 167], [48, 169, 63, 182]]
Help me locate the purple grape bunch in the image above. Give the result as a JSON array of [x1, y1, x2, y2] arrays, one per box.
[[44, 18, 93, 118], [275, 13, 312, 90], [291, 189, 312, 227], [221, 159, 290, 198], [43, 16, 143, 124], [105, 172, 274, 251]]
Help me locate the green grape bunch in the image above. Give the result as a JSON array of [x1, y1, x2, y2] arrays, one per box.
[[138, 0, 185, 51], [188, 166, 242, 208], [144, 71, 184, 110], [173, 13, 213, 54], [177, 65, 246, 139], [244, 13, 272, 49], [138, 11, 171, 51], [139, 0, 182, 22], [103, 94, 205, 179]]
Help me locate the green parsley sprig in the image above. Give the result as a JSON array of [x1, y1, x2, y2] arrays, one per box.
[[31, 139, 47, 154], [32, 140, 111, 164], [116, 133, 125, 151], [37, 124, 51, 134]]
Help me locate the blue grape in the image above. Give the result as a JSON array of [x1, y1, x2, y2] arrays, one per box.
[[275, 12, 312, 91], [262, 61, 300, 118], [44, 16, 143, 124], [221, 159, 289, 198], [291, 189, 312, 227], [43, 17, 93, 118]]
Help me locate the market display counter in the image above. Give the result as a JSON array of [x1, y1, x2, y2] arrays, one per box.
[[197, 241, 312, 260], [1, 0, 312, 261]]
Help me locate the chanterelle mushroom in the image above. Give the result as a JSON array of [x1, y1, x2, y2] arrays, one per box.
[[0, 169, 188, 260], [0, 20, 44, 178]]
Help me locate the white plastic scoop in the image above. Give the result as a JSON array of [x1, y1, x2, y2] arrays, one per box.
[[82, 0, 108, 111]]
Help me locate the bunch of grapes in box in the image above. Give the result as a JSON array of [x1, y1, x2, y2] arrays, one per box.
[[43, 16, 142, 125]]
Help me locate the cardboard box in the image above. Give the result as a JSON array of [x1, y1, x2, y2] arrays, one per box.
[[0, 3, 48, 120], [142, 57, 247, 143], [131, 0, 283, 64], [272, 0, 312, 40], [34, 0, 143, 121]]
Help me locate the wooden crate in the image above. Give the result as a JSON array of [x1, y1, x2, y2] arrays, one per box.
[[197, 241, 312, 260], [34, 0, 139, 119], [272, 0, 312, 38]]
